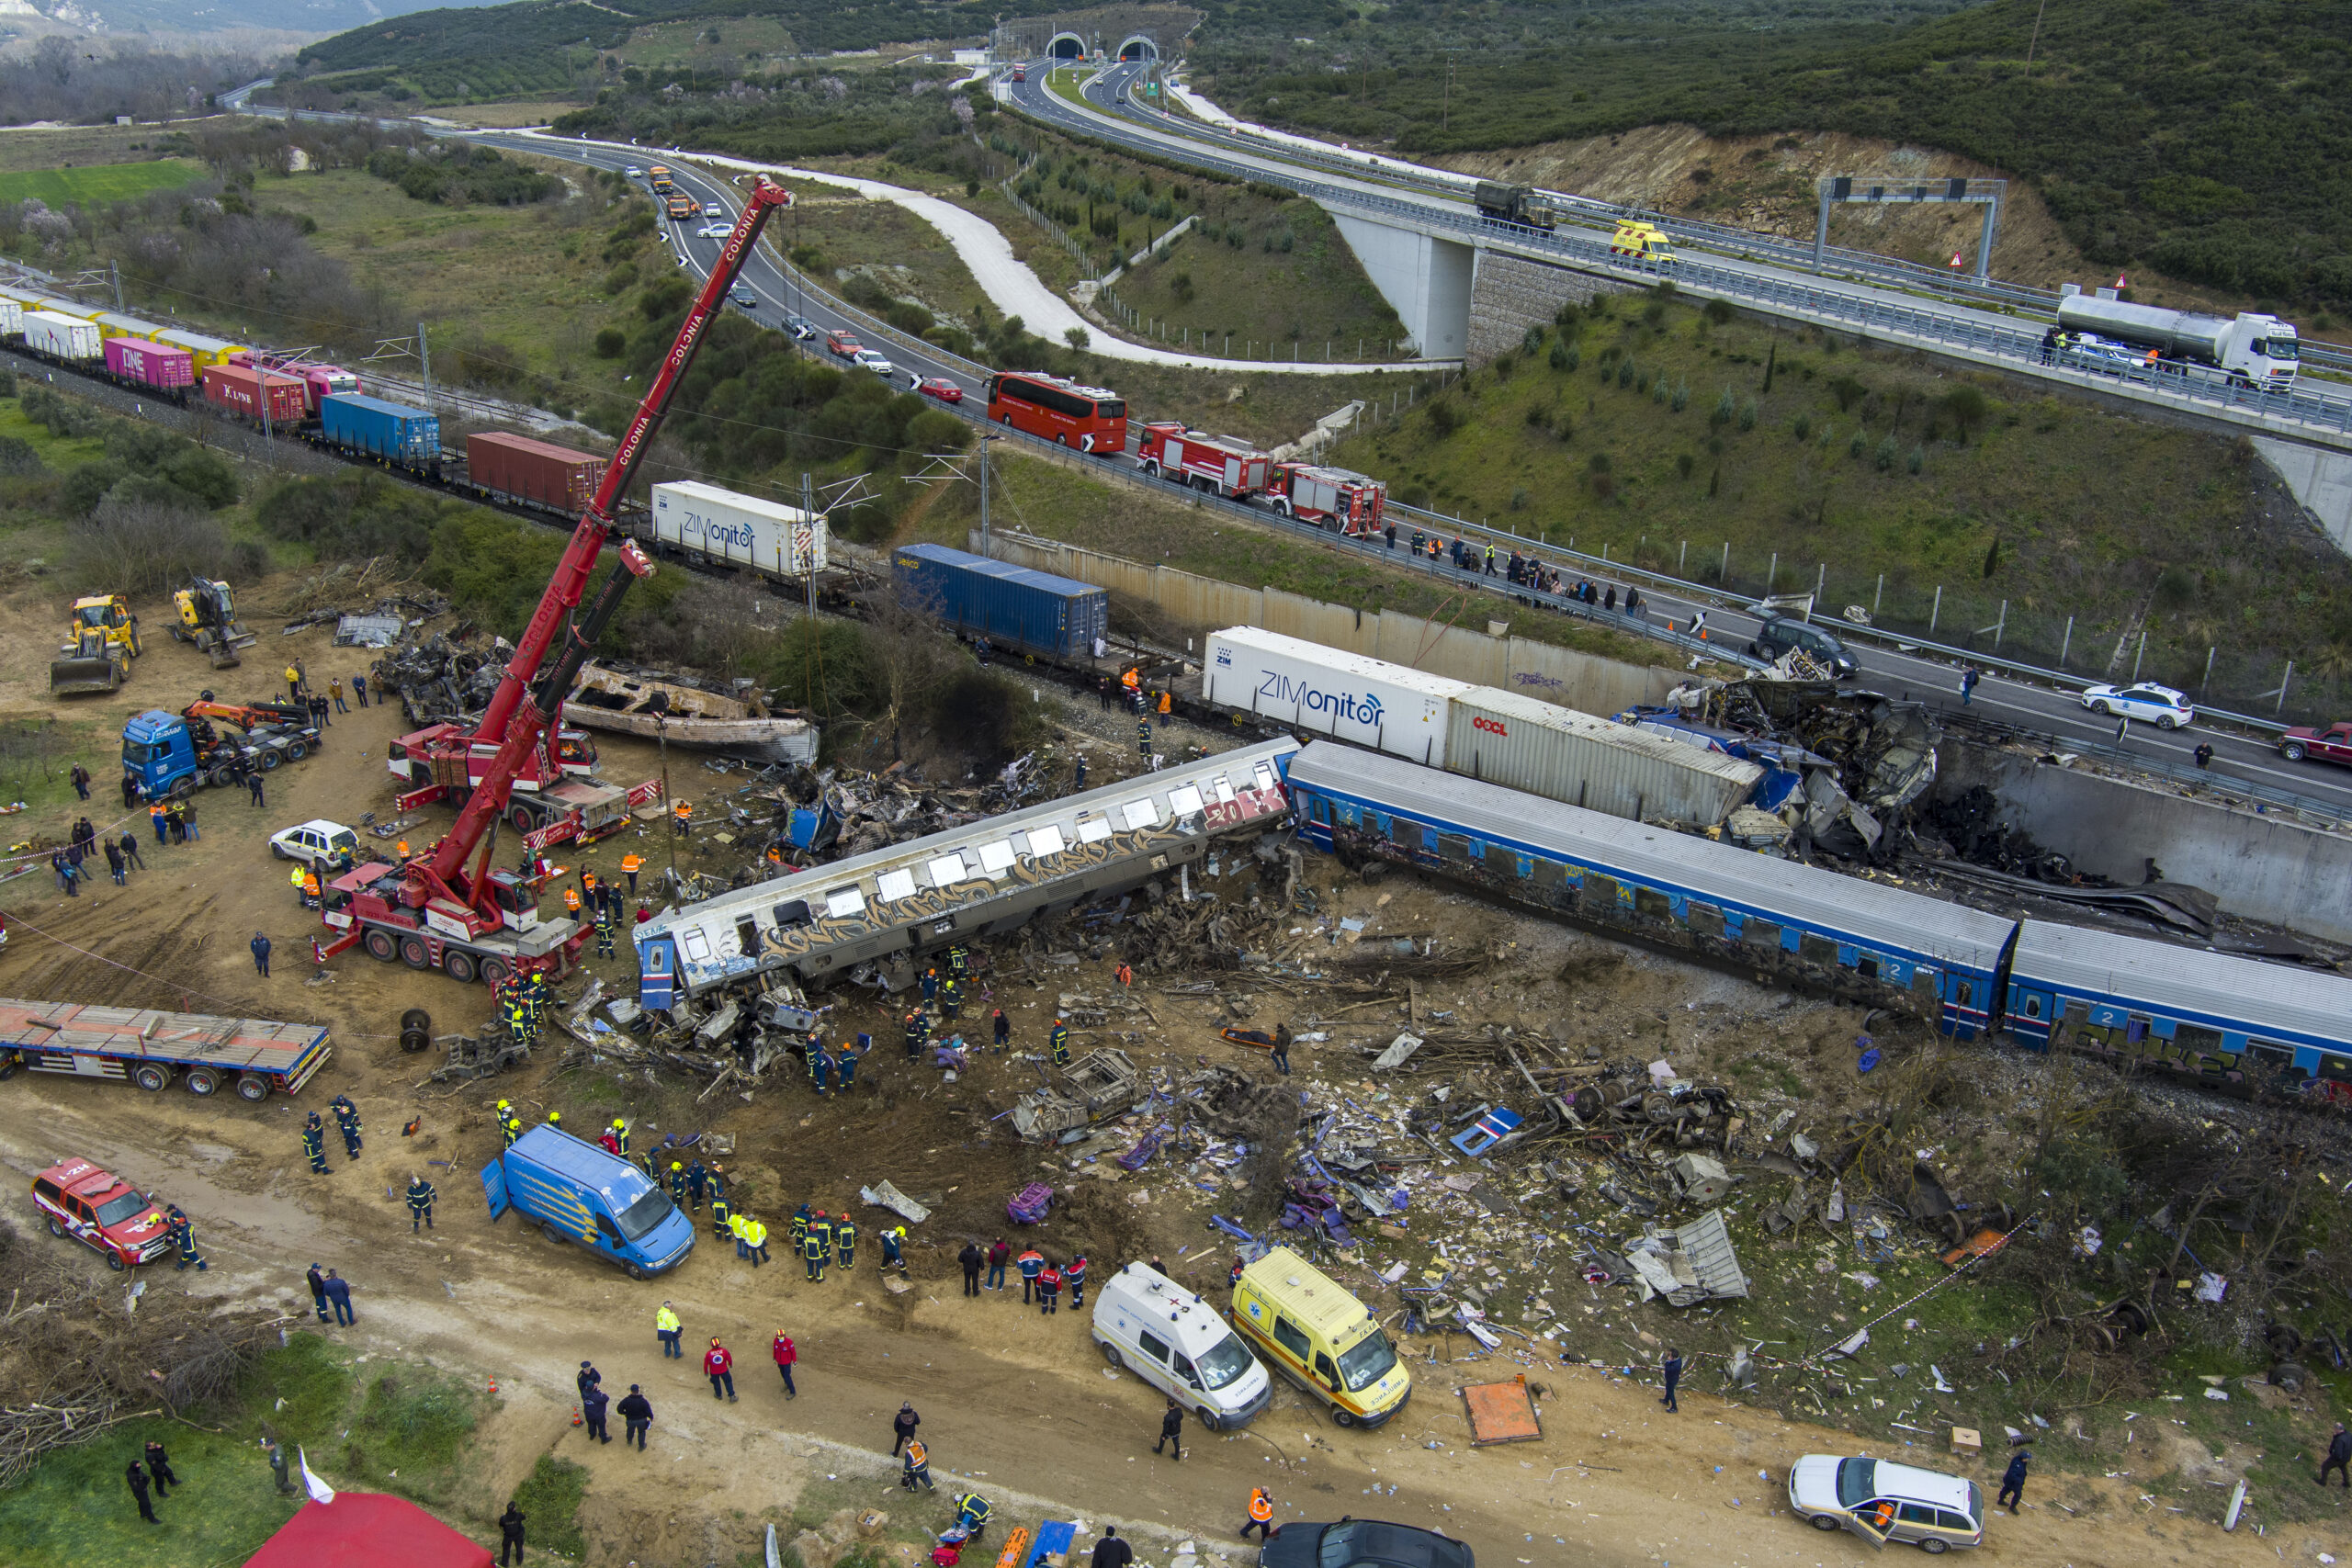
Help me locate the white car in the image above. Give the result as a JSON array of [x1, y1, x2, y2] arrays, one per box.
[[853, 349, 896, 377], [1788, 1454, 1984, 1552], [624, 165, 644, 178], [703, 202, 723, 219], [698, 223, 732, 238], [2081, 681, 2194, 728], [269, 818, 359, 871]]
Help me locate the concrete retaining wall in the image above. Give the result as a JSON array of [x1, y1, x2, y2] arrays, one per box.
[[1936, 740, 2352, 942], [1465, 251, 1636, 368], [977, 530, 1679, 716]]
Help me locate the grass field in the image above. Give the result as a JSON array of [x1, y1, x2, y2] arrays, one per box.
[[0, 122, 233, 176], [0, 1333, 497, 1568], [1328, 290, 2352, 719], [1106, 197, 1405, 360], [0, 161, 204, 207]]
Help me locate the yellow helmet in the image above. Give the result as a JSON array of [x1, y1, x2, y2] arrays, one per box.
[[548, 1111, 561, 1123], [671, 1161, 683, 1171], [612, 1119, 625, 1130], [497, 1100, 511, 1111]]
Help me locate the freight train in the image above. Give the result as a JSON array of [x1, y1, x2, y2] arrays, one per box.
[[1283, 739, 2352, 1099]]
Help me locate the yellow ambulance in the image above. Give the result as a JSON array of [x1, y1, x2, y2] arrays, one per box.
[[1228, 1247, 1410, 1427]]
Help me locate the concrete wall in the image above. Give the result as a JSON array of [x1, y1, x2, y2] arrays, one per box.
[[2251, 435, 2352, 553], [1466, 250, 1636, 368], [1328, 211, 1475, 359], [978, 530, 1680, 716], [1936, 740, 2352, 942]]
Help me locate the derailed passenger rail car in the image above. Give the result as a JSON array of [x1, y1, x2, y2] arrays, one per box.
[[1285, 740, 2016, 1036], [2005, 920, 2352, 1096], [637, 739, 1300, 1009]]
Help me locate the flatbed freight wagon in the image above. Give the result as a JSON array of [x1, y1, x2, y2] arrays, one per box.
[[0, 998, 331, 1100]]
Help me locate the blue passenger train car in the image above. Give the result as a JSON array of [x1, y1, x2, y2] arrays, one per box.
[[1284, 741, 2017, 1037]]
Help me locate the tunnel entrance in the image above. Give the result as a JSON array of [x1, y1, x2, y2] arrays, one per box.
[[1117, 36, 1156, 61], [1048, 32, 1086, 59]]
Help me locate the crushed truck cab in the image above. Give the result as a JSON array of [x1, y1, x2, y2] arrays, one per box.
[[482, 1124, 695, 1279]]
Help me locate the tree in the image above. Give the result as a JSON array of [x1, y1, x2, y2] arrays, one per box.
[[1064, 326, 1090, 351]]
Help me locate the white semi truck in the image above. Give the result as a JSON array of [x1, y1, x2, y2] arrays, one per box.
[[2055, 288, 2298, 389]]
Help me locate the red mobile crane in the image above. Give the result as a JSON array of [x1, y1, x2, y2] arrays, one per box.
[[322, 179, 795, 988]]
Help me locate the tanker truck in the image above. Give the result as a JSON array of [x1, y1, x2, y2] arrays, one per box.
[[2054, 288, 2298, 390]]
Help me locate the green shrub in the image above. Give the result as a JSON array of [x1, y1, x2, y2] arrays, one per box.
[[1426, 399, 1464, 436], [1906, 444, 1925, 475], [639, 276, 693, 320], [1737, 398, 1758, 432], [1548, 338, 1570, 370], [1874, 435, 1899, 470], [1849, 432, 1868, 459], [1670, 379, 1689, 412], [594, 326, 626, 358], [1792, 413, 1812, 441], [1711, 388, 1736, 428], [1677, 453, 1694, 479]]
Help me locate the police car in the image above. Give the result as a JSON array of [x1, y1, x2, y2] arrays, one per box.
[[32, 1156, 173, 1270]]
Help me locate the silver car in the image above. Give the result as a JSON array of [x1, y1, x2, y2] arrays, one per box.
[[1789, 1455, 1984, 1552]]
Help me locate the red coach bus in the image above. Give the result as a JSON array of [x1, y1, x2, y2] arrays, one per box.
[[985, 371, 1127, 454]]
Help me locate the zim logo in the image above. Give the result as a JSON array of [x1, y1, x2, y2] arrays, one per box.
[[1216, 648, 1233, 667], [1472, 716, 1509, 736]]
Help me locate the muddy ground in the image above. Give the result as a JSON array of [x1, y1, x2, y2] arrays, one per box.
[[0, 587, 2343, 1568]]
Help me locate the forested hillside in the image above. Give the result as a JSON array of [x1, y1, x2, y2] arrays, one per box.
[[1199, 0, 2352, 306]]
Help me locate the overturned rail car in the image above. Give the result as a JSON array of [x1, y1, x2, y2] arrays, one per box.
[[636, 739, 1300, 1009]]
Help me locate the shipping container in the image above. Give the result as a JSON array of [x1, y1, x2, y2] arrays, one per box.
[[650, 479, 827, 576], [153, 327, 246, 371], [90, 311, 162, 341], [0, 299, 19, 337], [22, 310, 102, 361], [1203, 626, 1470, 769], [1444, 687, 1762, 829], [203, 363, 308, 426], [470, 431, 606, 514], [29, 295, 99, 321], [320, 393, 441, 469], [893, 542, 1108, 661], [104, 335, 195, 392]]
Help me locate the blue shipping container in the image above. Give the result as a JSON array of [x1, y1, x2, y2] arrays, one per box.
[[321, 392, 439, 468], [892, 543, 1108, 660]]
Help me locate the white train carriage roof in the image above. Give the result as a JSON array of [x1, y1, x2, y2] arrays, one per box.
[[1291, 741, 2014, 974], [643, 738, 1300, 990], [2012, 919, 2352, 1048]]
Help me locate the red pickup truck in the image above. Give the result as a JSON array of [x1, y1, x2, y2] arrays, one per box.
[[2279, 722, 2352, 766], [825, 330, 862, 359], [32, 1156, 172, 1270]]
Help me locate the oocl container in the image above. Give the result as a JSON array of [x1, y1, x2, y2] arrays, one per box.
[[104, 335, 195, 393], [891, 542, 1106, 661], [650, 479, 827, 576], [1444, 687, 1762, 828], [24, 310, 102, 360], [320, 393, 440, 469], [471, 430, 606, 514], [1203, 626, 1469, 769]]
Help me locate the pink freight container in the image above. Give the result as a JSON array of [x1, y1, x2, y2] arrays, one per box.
[[104, 336, 196, 393]]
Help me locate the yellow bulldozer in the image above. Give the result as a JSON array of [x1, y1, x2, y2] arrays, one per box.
[[171, 578, 256, 670], [49, 594, 141, 697]]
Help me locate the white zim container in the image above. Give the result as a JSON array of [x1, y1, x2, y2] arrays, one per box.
[[1204, 626, 1471, 768], [1445, 687, 1763, 828], [0, 299, 21, 335], [650, 479, 828, 577], [23, 310, 100, 360]]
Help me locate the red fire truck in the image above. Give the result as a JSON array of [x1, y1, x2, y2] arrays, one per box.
[[1265, 462, 1387, 535], [1135, 422, 1273, 498]]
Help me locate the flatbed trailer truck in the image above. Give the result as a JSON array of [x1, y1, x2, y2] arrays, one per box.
[[0, 998, 331, 1100]]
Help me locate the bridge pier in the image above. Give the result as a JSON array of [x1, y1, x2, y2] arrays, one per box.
[[1329, 211, 1475, 360]]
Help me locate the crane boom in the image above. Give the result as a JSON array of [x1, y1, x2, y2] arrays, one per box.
[[423, 175, 793, 903]]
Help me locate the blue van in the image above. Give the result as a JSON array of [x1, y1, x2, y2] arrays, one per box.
[[481, 1125, 695, 1279]]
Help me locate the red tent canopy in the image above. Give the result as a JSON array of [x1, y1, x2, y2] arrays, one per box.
[[245, 1492, 493, 1568]]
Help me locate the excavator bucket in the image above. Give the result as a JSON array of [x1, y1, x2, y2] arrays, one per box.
[[50, 640, 124, 696], [198, 631, 246, 670]]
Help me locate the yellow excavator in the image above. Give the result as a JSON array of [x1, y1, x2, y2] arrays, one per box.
[[49, 594, 141, 697], [171, 578, 256, 670]]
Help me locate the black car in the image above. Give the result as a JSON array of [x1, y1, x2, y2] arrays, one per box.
[[1748, 614, 1857, 678], [1261, 1519, 1474, 1568]]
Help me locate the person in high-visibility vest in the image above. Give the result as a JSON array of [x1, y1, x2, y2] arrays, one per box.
[[302, 869, 322, 908], [742, 1214, 768, 1268], [396, 840, 411, 860], [729, 1210, 750, 1258], [709, 1187, 731, 1240], [595, 903, 616, 958], [611, 1118, 630, 1156], [1243, 1488, 1275, 1540], [953, 1493, 992, 1542], [620, 852, 643, 894], [1049, 1018, 1070, 1067], [291, 863, 308, 904], [673, 800, 693, 838], [562, 885, 582, 917]]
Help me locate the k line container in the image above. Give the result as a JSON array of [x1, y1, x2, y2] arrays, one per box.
[[471, 431, 606, 514], [892, 543, 1107, 660], [203, 364, 308, 425], [651, 479, 828, 576], [1204, 625, 1471, 768], [1444, 687, 1762, 828], [104, 335, 195, 392], [321, 393, 440, 468], [22, 310, 102, 360]]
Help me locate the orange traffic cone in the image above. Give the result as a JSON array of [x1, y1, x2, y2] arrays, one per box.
[[488, 1376, 499, 1393]]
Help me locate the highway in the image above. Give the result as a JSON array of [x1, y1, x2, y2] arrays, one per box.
[[1010, 62, 2352, 446], [213, 103, 2352, 820]]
